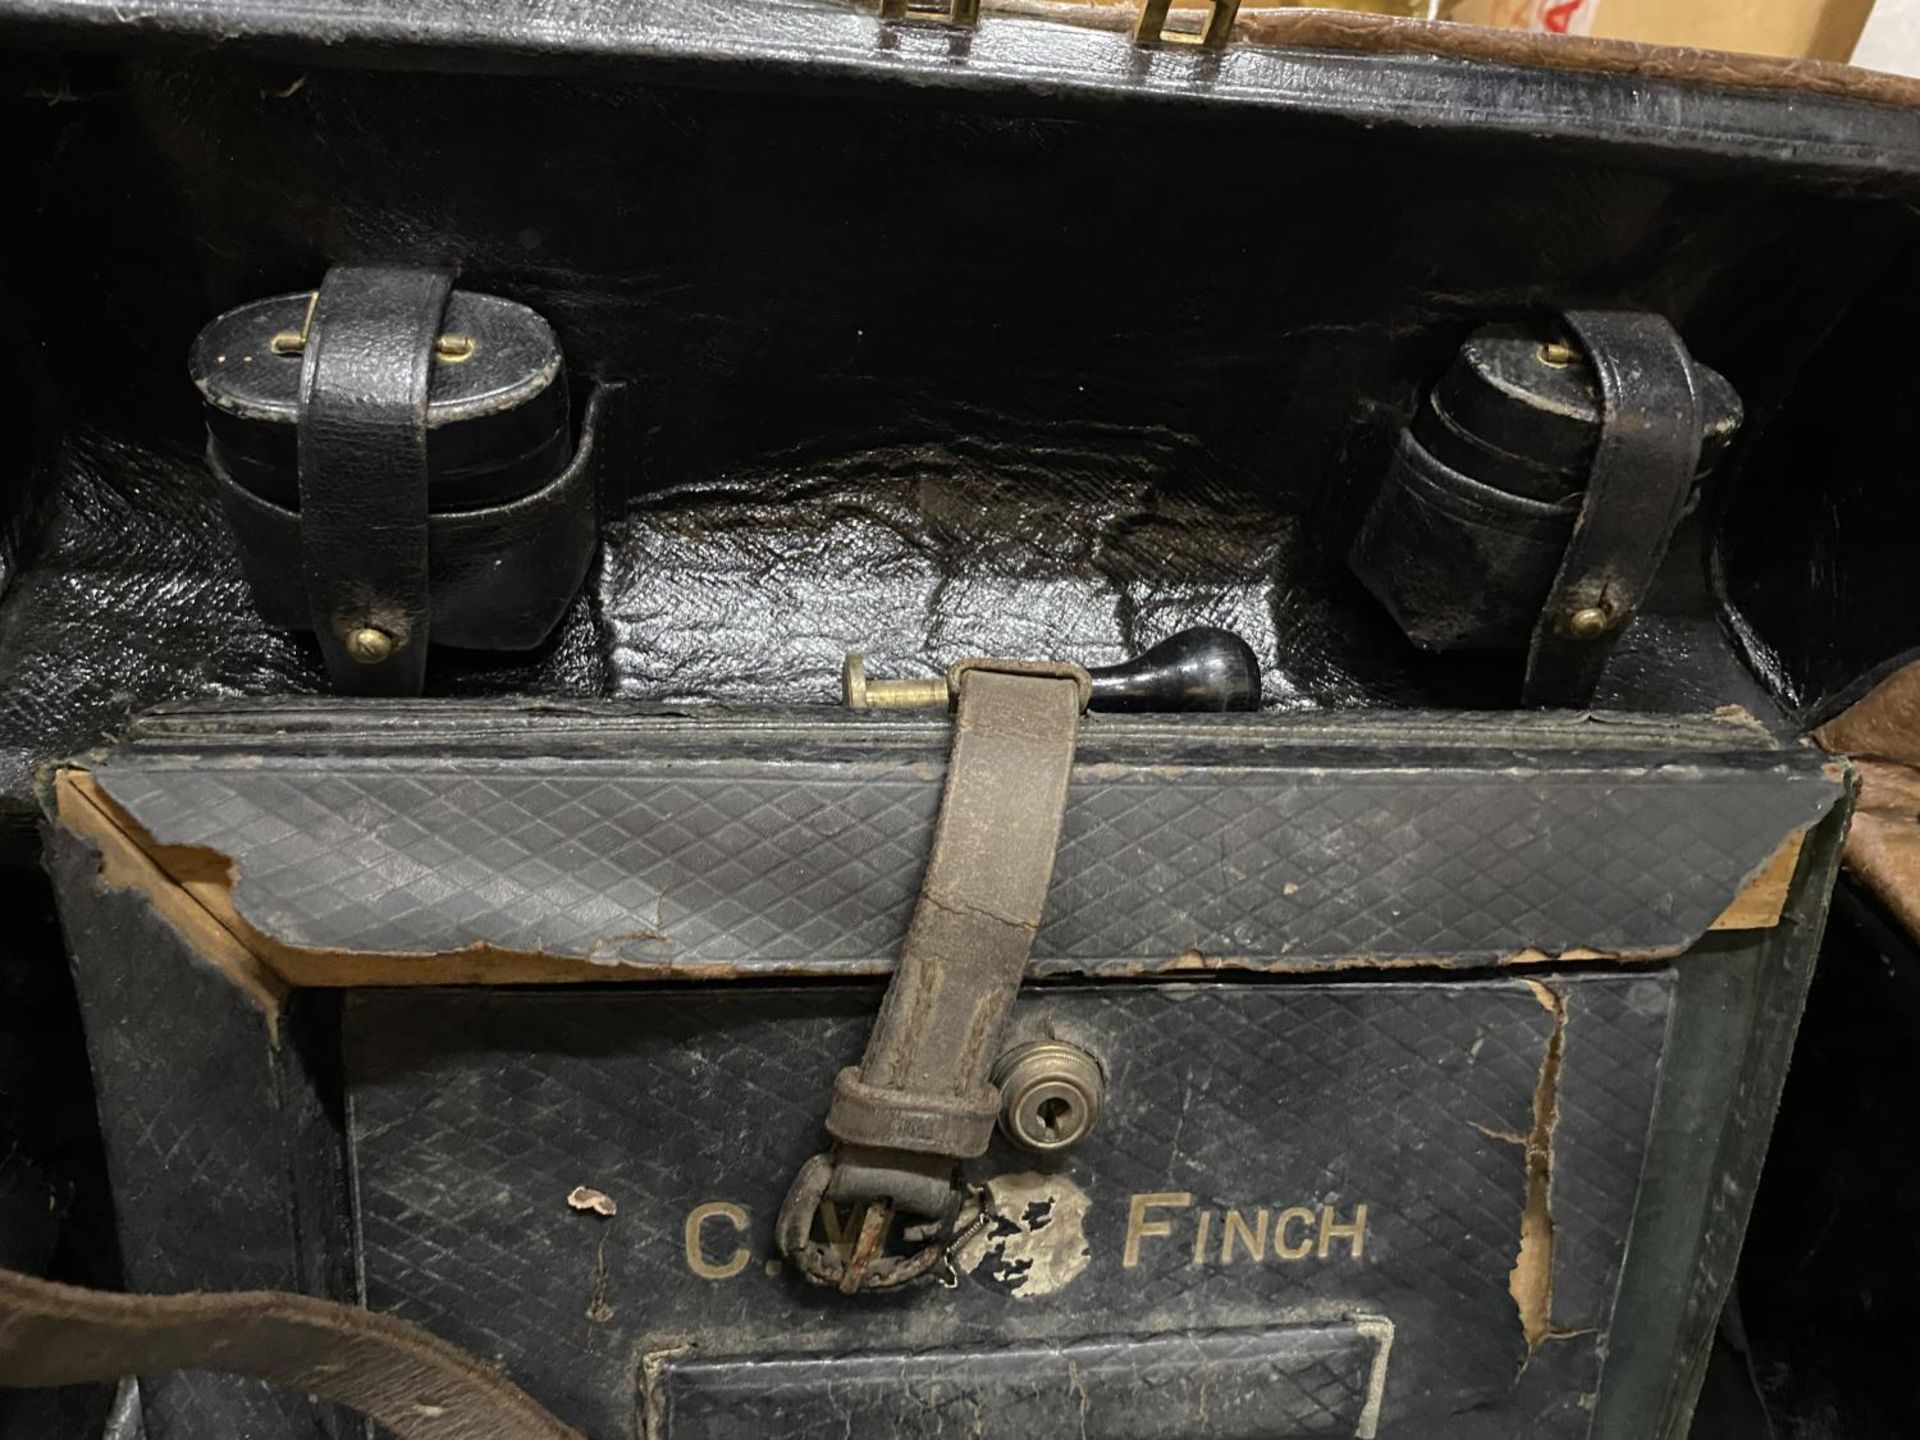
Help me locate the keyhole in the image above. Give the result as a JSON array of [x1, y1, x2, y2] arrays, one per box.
[[993, 1042, 1104, 1154]]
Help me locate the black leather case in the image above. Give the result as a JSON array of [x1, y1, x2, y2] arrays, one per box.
[[3, 5, 1915, 1438]]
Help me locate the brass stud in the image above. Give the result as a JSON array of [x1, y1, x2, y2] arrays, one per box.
[[344, 626, 396, 665], [1564, 605, 1614, 641], [268, 327, 474, 363], [1538, 340, 1578, 369]]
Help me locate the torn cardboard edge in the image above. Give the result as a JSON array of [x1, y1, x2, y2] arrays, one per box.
[[54, 765, 1806, 996], [1502, 978, 1611, 1370], [56, 770, 628, 996], [57, 769, 289, 1031], [1511, 978, 1565, 1361]]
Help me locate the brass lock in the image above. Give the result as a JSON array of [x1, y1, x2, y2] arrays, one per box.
[[992, 1041, 1106, 1155]]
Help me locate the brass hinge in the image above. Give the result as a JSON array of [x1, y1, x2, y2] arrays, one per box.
[[879, 0, 981, 27], [1133, 0, 1241, 49]]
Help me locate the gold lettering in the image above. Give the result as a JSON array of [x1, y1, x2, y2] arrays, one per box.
[[1274, 1206, 1316, 1260], [816, 1201, 864, 1250], [683, 1201, 751, 1280], [1318, 1203, 1368, 1260], [1191, 1209, 1213, 1266], [1124, 1192, 1192, 1268], [1221, 1207, 1270, 1264]]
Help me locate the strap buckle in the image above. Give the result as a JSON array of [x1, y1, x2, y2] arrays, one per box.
[[777, 660, 1088, 1292], [775, 1153, 962, 1294]]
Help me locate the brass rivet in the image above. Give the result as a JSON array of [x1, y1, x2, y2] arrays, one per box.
[[1565, 606, 1614, 640], [271, 331, 472, 362], [344, 626, 396, 665], [1538, 341, 1578, 369]]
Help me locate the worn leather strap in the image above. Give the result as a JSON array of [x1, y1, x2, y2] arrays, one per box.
[[1522, 309, 1703, 708], [0, 1266, 582, 1440], [297, 263, 453, 697], [828, 659, 1088, 1159], [779, 659, 1087, 1289]]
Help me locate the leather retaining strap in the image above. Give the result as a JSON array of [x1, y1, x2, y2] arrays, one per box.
[[1522, 308, 1703, 708], [0, 1266, 581, 1440], [297, 263, 453, 697], [778, 658, 1090, 1292]]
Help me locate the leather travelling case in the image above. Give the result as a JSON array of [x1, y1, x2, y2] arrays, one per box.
[[5, 1, 1919, 1437]]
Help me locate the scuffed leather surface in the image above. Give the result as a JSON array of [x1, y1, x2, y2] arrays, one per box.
[[45, 827, 357, 1440], [224, 386, 604, 651], [91, 704, 1841, 970], [1350, 428, 1576, 652], [654, 1324, 1384, 1438], [342, 975, 1666, 1437]]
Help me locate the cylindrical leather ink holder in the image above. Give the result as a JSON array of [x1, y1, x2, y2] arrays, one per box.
[[1350, 323, 1742, 652], [190, 281, 595, 670]]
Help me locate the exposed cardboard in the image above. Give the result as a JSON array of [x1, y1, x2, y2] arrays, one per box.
[[1708, 834, 1807, 931], [56, 770, 626, 990], [1510, 978, 1565, 1356], [55, 769, 286, 1027]]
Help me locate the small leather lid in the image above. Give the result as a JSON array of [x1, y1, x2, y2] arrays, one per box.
[[1414, 323, 1742, 503], [190, 288, 570, 513]]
